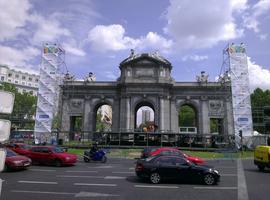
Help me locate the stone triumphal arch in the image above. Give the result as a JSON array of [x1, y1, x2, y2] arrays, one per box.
[[59, 51, 234, 140]]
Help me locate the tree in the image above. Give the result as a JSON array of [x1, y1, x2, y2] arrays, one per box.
[[179, 105, 196, 127], [251, 88, 270, 107]]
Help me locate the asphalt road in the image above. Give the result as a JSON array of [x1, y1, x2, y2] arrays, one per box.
[[0, 158, 269, 200]]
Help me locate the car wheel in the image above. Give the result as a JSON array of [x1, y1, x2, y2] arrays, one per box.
[[258, 165, 265, 171], [150, 172, 161, 184], [203, 173, 216, 185], [101, 156, 107, 163], [54, 159, 62, 167]]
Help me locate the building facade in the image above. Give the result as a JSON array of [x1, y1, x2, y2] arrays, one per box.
[[59, 52, 233, 139], [0, 65, 39, 95]]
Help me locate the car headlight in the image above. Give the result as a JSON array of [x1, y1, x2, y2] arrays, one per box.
[[213, 169, 219, 174], [13, 160, 23, 165], [65, 157, 70, 160]]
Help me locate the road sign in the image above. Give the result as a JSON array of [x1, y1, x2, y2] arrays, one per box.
[[0, 91, 15, 114]]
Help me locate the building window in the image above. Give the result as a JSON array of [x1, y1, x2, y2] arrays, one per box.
[[15, 80, 18, 83], [22, 76, 26, 80], [1, 76, 4, 81], [22, 82, 25, 85], [28, 83, 31, 86], [35, 78, 39, 82], [29, 91, 33, 95], [15, 74, 19, 78], [8, 79, 11, 82], [29, 77, 32, 81], [8, 73, 12, 77]]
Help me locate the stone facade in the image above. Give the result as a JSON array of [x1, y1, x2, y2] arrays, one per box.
[[59, 53, 233, 138]]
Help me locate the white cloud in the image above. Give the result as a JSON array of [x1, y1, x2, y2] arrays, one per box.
[[163, 0, 246, 49], [0, 44, 39, 70], [30, 14, 71, 45], [243, 0, 270, 33], [0, 0, 31, 41], [182, 54, 208, 62], [87, 24, 172, 53], [248, 57, 270, 91], [62, 42, 86, 57]]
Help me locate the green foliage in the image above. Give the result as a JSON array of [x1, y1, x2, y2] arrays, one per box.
[[179, 105, 196, 126], [251, 88, 270, 107], [96, 110, 105, 131]]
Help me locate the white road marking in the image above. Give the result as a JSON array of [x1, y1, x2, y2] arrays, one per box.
[[194, 186, 237, 190], [112, 171, 134, 174], [57, 175, 103, 178], [74, 183, 117, 187], [134, 185, 179, 189], [65, 170, 98, 173], [11, 190, 75, 195], [29, 169, 56, 172], [104, 176, 126, 179], [75, 191, 119, 197], [129, 167, 135, 170], [237, 159, 249, 200], [18, 181, 58, 185], [88, 165, 113, 169], [221, 174, 237, 176]]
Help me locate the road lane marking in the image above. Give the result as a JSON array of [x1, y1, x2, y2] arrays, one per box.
[[112, 172, 134, 174], [221, 174, 237, 176], [29, 169, 56, 172], [194, 186, 237, 190], [134, 185, 179, 189], [18, 181, 58, 185], [65, 170, 98, 173], [104, 176, 126, 179], [74, 183, 117, 187], [237, 159, 249, 200], [75, 191, 119, 197], [57, 175, 103, 178], [87, 165, 113, 169], [11, 190, 75, 195], [129, 167, 135, 170]]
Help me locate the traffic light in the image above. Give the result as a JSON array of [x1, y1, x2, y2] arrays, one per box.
[[239, 130, 243, 138]]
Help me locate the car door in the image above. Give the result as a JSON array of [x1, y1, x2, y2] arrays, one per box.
[[154, 156, 178, 179], [40, 147, 54, 164], [174, 157, 197, 182]]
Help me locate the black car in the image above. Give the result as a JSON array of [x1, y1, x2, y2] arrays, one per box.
[[135, 155, 220, 185]]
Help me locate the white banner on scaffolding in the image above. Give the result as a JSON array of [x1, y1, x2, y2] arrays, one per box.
[[34, 43, 63, 143], [228, 43, 253, 137]]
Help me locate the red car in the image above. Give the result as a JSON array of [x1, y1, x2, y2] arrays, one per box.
[[4, 149, 32, 171], [141, 147, 205, 165], [6, 143, 31, 155], [26, 146, 77, 167]]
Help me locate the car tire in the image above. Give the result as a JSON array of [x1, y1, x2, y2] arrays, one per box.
[[203, 173, 216, 185], [54, 159, 62, 167], [101, 156, 107, 163], [258, 165, 265, 171], [150, 172, 161, 184]]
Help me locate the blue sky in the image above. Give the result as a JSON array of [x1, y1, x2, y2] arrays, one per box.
[[0, 0, 270, 90]]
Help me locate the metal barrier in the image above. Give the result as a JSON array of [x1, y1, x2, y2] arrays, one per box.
[[50, 131, 236, 149]]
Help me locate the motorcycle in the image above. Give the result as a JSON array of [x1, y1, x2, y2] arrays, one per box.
[[83, 149, 107, 163]]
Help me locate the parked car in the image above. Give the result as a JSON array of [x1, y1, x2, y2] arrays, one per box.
[[141, 147, 205, 165], [135, 155, 220, 185], [26, 146, 77, 167], [254, 145, 270, 171], [4, 149, 31, 171], [6, 143, 31, 155]]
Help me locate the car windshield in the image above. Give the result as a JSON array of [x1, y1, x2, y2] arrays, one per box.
[[6, 150, 17, 157], [52, 147, 64, 153], [20, 144, 31, 149]]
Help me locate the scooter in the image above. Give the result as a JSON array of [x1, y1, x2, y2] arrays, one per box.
[[83, 149, 107, 163]]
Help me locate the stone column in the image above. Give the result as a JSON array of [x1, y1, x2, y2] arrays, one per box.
[[170, 97, 178, 132], [201, 98, 210, 134], [61, 98, 70, 132], [83, 96, 91, 139], [159, 96, 164, 132], [225, 98, 234, 135], [126, 96, 131, 131]]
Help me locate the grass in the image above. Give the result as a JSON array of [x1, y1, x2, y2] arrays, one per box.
[[67, 148, 254, 159]]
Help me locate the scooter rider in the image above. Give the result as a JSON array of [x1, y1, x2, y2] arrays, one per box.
[[90, 142, 98, 158]]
